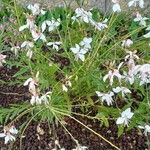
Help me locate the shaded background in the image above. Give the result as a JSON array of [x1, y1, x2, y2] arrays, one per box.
[[16, 0, 150, 13]]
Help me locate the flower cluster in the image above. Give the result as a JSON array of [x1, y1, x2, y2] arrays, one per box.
[[134, 12, 148, 27], [96, 41, 149, 127], [19, 5, 48, 42], [128, 0, 144, 8], [112, 0, 145, 13], [103, 62, 123, 86], [41, 18, 60, 32], [96, 91, 114, 106], [1, 0, 150, 146], [96, 86, 131, 106], [112, 0, 121, 13], [21, 41, 34, 58], [47, 41, 62, 51], [0, 126, 18, 144], [72, 8, 108, 31], [62, 75, 72, 92], [15, 4, 62, 59], [23, 72, 51, 105], [138, 125, 150, 136], [27, 3, 46, 16], [111, 0, 150, 35], [116, 108, 134, 126], [70, 37, 92, 61]]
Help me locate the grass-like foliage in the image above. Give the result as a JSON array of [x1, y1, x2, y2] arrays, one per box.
[[0, 0, 150, 149]]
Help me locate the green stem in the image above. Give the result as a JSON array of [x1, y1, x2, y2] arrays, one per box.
[[52, 108, 121, 150]]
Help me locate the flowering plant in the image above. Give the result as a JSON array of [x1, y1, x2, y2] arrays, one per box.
[[0, 0, 149, 149]]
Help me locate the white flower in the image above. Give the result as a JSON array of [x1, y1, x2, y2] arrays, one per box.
[[136, 64, 150, 85], [93, 18, 108, 31], [143, 26, 150, 38], [138, 125, 150, 136], [128, 0, 144, 8], [21, 41, 34, 49], [74, 8, 93, 23], [125, 51, 139, 76], [0, 54, 6, 67], [21, 41, 34, 59], [30, 92, 51, 105], [134, 12, 148, 27], [79, 37, 92, 50], [96, 91, 114, 106], [70, 44, 87, 61], [27, 3, 46, 16], [19, 15, 36, 31], [103, 62, 123, 86], [113, 86, 131, 97], [125, 51, 139, 62], [72, 8, 108, 32], [71, 15, 79, 24], [126, 64, 150, 85], [70, 37, 92, 61], [116, 108, 134, 126], [47, 41, 62, 51], [11, 46, 20, 56], [123, 64, 142, 85], [0, 126, 18, 144], [112, 0, 121, 12], [40, 91, 52, 105], [122, 39, 133, 48], [143, 32, 150, 38], [72, 145, 88, 150], [62, 84, 68, 92], [41, 19, 60, 32], [24, 77, 38, 96], [30, 95, 41, 105], [26, 50, 33, 59], [123, 71, 135, 85], [62, 76, 72, 92], [24, 71, 39, 96], [31, 29, 46, 42], [52, 140, 65, 150]]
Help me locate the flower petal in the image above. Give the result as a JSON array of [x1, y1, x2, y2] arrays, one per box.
[[113, 87, 121, 93], [96, 91, 103, 97], [30, 96, 36, 105], [23, 78, 33, 86], [116, 117, 125, 125], [9, 126, 18, 135], [4, 135, 10, 144], [143, 32, 150, 38], [0, 133, 6, 137], [41, 21, 47, 32], [19, 25, 28, 31], [79, 53, 85, 61]]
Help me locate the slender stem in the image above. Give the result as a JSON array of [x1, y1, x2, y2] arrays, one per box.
[[0, 91, 27, 96], [52, 108, 121, 150], [51, 109, 79, 146], [7, 106, 35, 126], [13, 0, 21, 26], [19, 108, 45, 150]]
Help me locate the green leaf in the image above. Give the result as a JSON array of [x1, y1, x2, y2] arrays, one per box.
[[13, 67, 29, 77], [96, 112, 109, 127], [118, 125, 124, 137]]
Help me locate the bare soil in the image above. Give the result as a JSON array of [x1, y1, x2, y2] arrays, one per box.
[[0, 66, 148, 150]]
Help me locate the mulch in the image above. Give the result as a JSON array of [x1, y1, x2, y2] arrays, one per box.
[[0, 66, 149, 150]]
